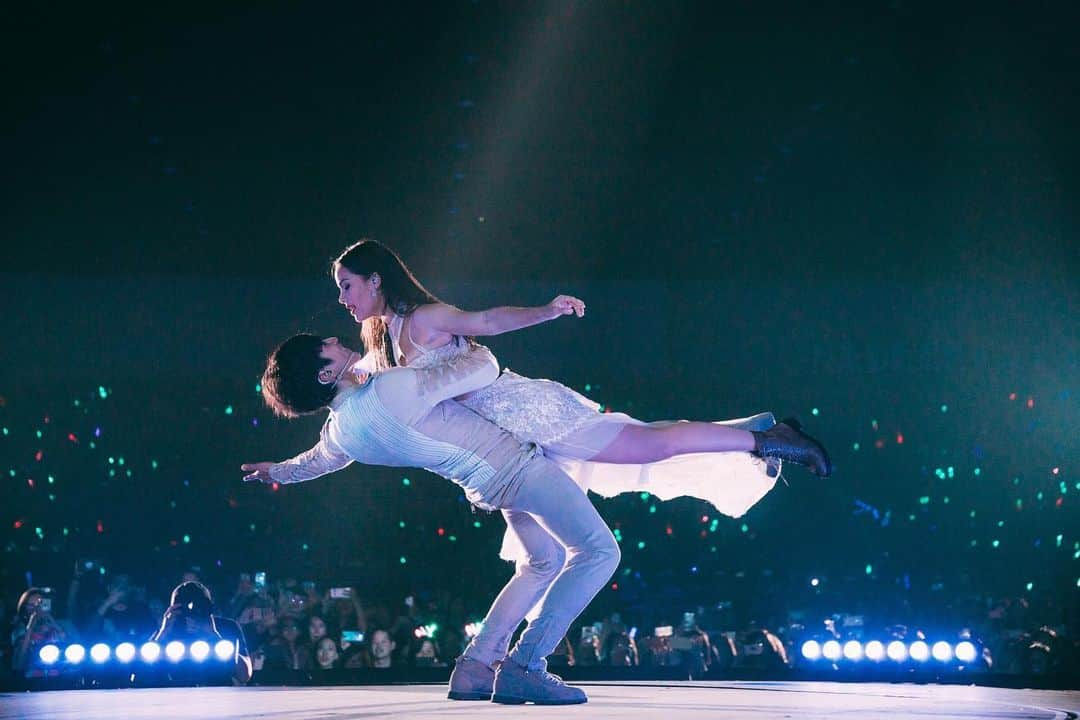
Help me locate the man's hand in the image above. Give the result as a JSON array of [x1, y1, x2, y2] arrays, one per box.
[[160, 603, 216, 637], [241, 462, 275, 483], [546, 295, 585, 319]]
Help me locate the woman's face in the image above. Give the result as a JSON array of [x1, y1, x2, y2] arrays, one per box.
[[316, 637, 339, 668], [416, 639, 436, 658], [281, 622, 300, 641], [334, 265, 383, 322], [309, 616, 327, 641]]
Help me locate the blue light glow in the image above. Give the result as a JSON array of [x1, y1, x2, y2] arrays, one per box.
[[90, 643, 111, 663], [64, 644, 86, 664], [39, 644, 61, 665], [955, 641, 977, 663]]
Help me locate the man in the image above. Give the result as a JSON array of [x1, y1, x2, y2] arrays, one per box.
[[242, 335, 620, 704], [369, 629, 395, 669], [151, 581, 253, 685]]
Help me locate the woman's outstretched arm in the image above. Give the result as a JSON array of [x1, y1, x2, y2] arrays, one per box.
[[413, 295, 585, 338]]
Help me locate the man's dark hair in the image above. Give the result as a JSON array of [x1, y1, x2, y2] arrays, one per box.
[[171, 581, 214, 617], [261, 333, 335, 418]]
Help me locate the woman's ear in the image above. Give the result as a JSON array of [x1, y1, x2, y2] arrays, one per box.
[[317, 367, 335, 385], [369, 272, 380, 288]]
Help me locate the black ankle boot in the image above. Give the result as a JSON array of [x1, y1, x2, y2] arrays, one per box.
[[752, 418, 832, 477]]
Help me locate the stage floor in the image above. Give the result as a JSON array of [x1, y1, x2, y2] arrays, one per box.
[[3, 681, 1079, 719]]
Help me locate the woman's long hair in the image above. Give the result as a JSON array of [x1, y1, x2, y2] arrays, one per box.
[[333, 240, 442, 370]]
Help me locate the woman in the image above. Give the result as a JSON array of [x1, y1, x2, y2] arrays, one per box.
[[314, 636, 342, 671], [413, 637, 446, 668], [329, 240, 830, 557], [12, 588, 69, 676], [307, 613, 329, 648]]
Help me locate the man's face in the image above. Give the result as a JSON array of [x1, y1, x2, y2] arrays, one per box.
[[317, 337, 358, 385], [371, 631, 394, 659]]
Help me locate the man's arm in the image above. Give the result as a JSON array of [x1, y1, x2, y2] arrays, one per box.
[[374, 344, 500, 425], [413, 343, 500, 404], [241, 417, 353, 485], [12, 620, 35, 672]]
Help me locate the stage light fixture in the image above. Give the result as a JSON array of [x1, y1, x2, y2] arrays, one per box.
[[865, 640, 885, 661], [909, 640, 930, 662], [38, 644, 61, 665], [843, 640, 864, 661], [115, 642, 137, 663], [801, 640, 822, 660], [886, 640, 908, 662], [189, 640, 211, 662], [214, 639, 235, 661], [140, 641, 162, 663], [822, 640, 842, 662], [64, 644, 86, 664], [90, 643, 111, 663], [931, 641, 953, 662], [165, 641, 186, 662], [955, 641, 977, 664]]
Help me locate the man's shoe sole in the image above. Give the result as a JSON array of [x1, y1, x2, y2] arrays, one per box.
[[448, 690, 493, 701], [491, 694, 587, 705]]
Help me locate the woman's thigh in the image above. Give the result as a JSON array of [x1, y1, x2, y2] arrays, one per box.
[[587, 425, 671, 464]]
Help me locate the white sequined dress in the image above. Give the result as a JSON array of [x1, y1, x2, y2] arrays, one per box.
[[386, 314, 780, 561]]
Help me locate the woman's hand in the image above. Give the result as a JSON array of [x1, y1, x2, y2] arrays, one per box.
[[241, 462, 275, 483], [546, 295, 585, 319]]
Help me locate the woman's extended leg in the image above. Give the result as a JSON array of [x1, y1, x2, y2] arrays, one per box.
[[586, 419, 833, 476], [588, 423, 755, 464]]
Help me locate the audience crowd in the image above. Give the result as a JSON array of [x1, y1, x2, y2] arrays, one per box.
[[6, 558, 1076, 682]]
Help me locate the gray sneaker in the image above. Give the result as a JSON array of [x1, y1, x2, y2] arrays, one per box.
[[447, 655, 495, 701], [491, 659, 587, 705]]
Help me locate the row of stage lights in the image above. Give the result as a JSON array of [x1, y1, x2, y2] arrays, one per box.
[[38, 640, 236, 667], [801, 639, 979, 664]]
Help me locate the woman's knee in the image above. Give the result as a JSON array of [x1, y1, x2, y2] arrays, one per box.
[[655, 426, 682, 457]]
